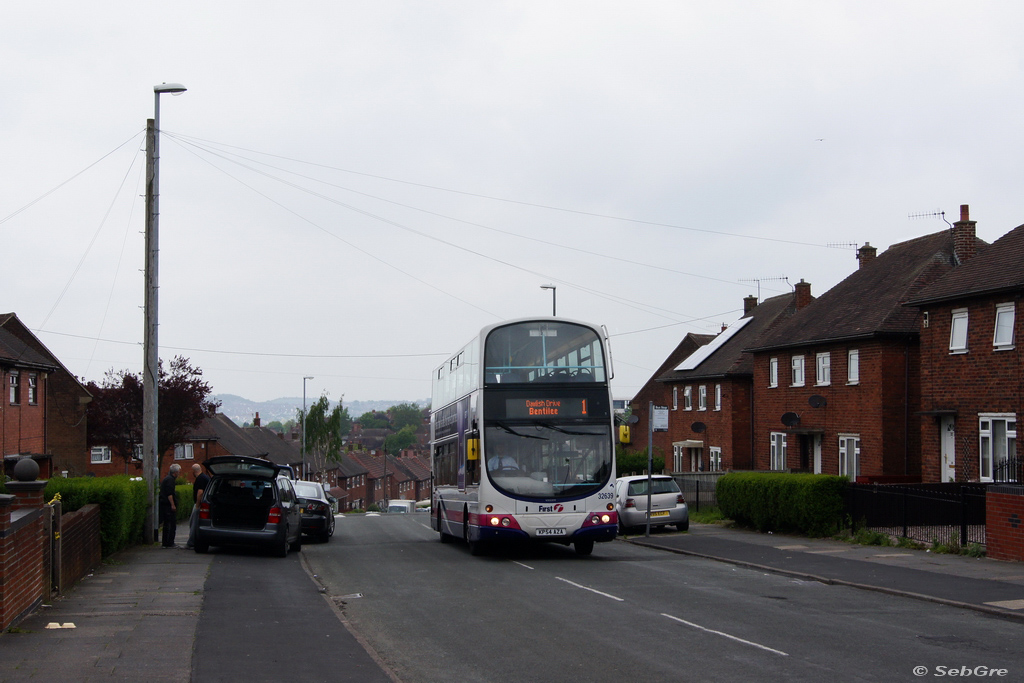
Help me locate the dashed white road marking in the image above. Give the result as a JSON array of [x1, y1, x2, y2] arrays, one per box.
[[661, 613, 789, 656], [556, 577, 624, 602]]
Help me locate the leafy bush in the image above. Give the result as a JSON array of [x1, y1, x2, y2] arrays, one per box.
[[44, 476, 149, 556], [717, 472, 847, 537], [616, 446, 665, 476]]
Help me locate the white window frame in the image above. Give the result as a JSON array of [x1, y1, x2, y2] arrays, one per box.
[[980, 413, 1017, 482], [683, 386, 692, 411], [949, 309, 969, 353], [709, 446, 722, 472], [839, 434, 861, 478], [27, 373, 38, 405], [174, 443, 194, 460], [698, 385, 707, 411], [769, 357, 778, 388], [132, 444, 144, 461], [815, 352, 831, 386], [672, 386, 678, 410], [994, 303, 1016, 350], [770, 432, 787, 470], [9, 370, 19, 405], [714, 384, 722, 411], [91, 446, 112, 464], [673, 444, 684, 472], [847, 349, 860, 385], [791, 355, 805, 387]]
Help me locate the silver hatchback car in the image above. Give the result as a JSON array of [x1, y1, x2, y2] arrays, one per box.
[[614, 475, 689, 533]]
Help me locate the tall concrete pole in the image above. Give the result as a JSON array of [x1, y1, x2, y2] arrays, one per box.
[[143, 117, 158, 543]]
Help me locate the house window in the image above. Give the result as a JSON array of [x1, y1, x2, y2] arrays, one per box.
[[683, 386, 692, 410], [9, 370, 19, 404], [949, 309, 969, 353], [815, 352, 831, 386], [698, 385, 707, 411], [709, 447, 722, 472], [994, 303, 1016, 350], [980, 414, 1017, 482], [839, 434, 860, 478], [27, 373, 38, 405], [672, 386, 678, 410], [91, 446, 112, 464], [770, 433, 787, 470], [673, 444, 684, 472], [847, 349, 860, 384], [791, 355, 805, 387], [174, 443, 194, 460], [769, 357, 778, 388], [133, 444, 144, 461], [714, 384, 722, 411]]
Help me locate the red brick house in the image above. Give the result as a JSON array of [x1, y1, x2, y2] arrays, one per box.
[[1, 314, 91, 479], [657, 292, 801, 473], [325, 454, 370, 511], [348, 451, 393, 509], [629, 332, 714, 468], [746, 224, 985, 480], [905, 207, 1020, 482]]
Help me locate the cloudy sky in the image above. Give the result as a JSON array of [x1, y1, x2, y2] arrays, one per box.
[[3, 2, 1022, 406]]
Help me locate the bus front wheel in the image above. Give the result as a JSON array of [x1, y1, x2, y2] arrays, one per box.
[[574, 539, 594, 556]]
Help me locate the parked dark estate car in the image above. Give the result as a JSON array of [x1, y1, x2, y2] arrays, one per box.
[[194, 456, 303, 557], [294, 480, 336, 542]]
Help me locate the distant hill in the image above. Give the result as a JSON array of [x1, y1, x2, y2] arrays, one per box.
[[215, 394, 430, 426]]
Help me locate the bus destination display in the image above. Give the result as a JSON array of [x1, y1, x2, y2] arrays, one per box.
[[505, 397, 588, 419]]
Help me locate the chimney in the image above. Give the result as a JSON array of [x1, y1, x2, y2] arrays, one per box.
[[953, 204, 977, 265], [721, 322, 729, 333], [743, 295, 758, 315], [857, 242, 877, 269], [253, 412, 261, 427], [794, 279, 812, 310]]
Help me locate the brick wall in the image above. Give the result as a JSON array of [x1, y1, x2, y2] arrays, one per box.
[[0, 492, 46, 630], [986, 486, 1024, 561]]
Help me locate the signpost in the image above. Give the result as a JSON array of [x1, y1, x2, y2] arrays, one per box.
[[647, 402, 669, 537]]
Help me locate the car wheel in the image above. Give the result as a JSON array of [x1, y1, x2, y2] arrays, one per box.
[[468, 539, 488, 556], [677, 518, 689, 532], [574, 539, 594, 556], [275, 530, 289, 558], [194, 541, 209, 554], [290, 534, 303, 552]]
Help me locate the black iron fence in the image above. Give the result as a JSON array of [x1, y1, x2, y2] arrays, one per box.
[[671, 472, 726, 513], [845, 482, 988, 547], [993, 457, 1024, 483]]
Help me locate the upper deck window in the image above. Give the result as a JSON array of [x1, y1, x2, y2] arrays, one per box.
[[484, 322, 606, 384]]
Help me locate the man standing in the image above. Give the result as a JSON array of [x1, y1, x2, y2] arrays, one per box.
[[160, 463, 181, 548], [186, 462, 210, 549]]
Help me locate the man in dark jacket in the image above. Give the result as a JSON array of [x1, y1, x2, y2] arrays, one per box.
[[160, 463, 181, 548], [186, 462, 211, 549]]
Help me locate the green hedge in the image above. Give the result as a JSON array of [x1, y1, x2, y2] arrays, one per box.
[[717, 472, 848, 537], [40, 476, 194, 557]]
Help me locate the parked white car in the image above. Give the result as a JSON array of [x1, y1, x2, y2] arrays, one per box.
[[614, 475, 689, 533]]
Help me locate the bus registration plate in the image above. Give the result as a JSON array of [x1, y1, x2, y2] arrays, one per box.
[[537, 527, 565, 536]]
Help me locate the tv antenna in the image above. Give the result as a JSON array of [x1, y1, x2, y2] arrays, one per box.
[[826, 242, 858, 250], [738, 276, 790, 301], [908, 210, 952, 229]]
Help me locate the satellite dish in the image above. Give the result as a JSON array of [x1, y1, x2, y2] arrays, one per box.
[[627, 415, 640, 425], [781, 412, 801, 427], [809, 395, 827, 408], [691, 422, 706, 433]]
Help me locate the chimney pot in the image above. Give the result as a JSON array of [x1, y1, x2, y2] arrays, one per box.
[[253, 412, 261, 427], [953, 203, 977, 265], [857, 242, 877, 269]]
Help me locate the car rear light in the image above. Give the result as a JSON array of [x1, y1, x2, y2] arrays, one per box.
[[624, 498, 636, 509], [267, 506, 283, 524], [198, 502, 210, 520], [676, 494, 686, 505]]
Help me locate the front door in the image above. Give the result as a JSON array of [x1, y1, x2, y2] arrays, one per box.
[[941, 416, 956, 482]]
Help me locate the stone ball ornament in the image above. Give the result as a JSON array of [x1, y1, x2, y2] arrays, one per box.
[[13, 457, 40, 482]]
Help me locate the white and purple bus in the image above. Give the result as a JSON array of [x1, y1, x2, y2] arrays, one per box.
[[430, 318, 618, 556]]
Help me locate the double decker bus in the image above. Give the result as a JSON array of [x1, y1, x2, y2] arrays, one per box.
[[430, 318, 618, 556]]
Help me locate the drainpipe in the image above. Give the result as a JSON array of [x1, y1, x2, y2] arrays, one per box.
[[905, 343, 910, 476]]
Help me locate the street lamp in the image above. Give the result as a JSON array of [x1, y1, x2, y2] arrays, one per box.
[[143, 82, 186, 543], [302, 376, 313, 479], [540, 284, 556, 316]]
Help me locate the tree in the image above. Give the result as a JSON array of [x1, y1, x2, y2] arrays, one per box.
[[357, 410, 390, 429], [86, 356, 220, 470], [388, 403, 424, 432], [299, 394, 352, 477], [383, 424, 418, 456]]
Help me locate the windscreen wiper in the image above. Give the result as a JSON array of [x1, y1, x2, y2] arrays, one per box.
[[495, 421, 548, 440]]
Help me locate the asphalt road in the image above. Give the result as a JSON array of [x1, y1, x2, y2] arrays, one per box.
[[303, 514, 1024, 683]]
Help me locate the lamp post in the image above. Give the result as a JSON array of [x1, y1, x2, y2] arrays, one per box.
[[143, 82, 186, 544], [540, 284, 556, 316], [302, 376, 313, 479]]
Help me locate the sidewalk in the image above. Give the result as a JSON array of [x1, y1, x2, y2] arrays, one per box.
[[627, 523, 1024, 621], [0, 522, 210, 682]]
